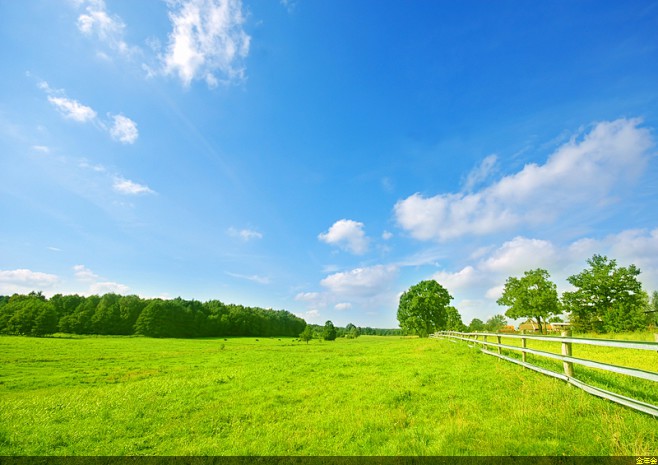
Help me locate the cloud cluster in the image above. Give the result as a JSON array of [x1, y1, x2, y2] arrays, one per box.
[[318, 219, 370, 255], [163, 0, 251, 87], [395, 119, 653, 241], [429, 228, 658, 323]]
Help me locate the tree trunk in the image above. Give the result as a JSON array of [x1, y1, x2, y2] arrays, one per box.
[[535, 316, 543, 334]]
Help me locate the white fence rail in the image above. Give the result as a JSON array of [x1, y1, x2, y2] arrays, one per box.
[[431, 331, 658, 417]]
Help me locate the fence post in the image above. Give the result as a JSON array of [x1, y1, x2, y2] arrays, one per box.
[[561, 330, 574, 377], [497, 335, 502, 354], [522, 337, 527, 364], [483, 334, 487, 349]]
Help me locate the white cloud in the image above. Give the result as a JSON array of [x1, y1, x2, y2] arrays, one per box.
[[109, 115, 139, 144], [73, 264, 100, 281], [90, 281, 130, 294], [162, 0, 251, 88], [432, 266, 478, 291], [321, 265, 398, 298], [48, 96, 97, 123], [76, 0, 133, 56], [334, 302, 352, 311], [228, 227, 263, 241], [0, 269, 59, 294], [39, 81, 138, 144], [318, 219, 370, 255], [395, 119, 653, 241], [382, 230, 393, 240], [479, 237, 559, 274], [463, 154, 497, 192], [113, 177, 155, 195]]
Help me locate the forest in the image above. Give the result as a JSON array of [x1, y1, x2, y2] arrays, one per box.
[[0, 292, 307, 338]]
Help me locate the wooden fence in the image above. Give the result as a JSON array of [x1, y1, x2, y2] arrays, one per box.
[[431, 330, 658, 417]]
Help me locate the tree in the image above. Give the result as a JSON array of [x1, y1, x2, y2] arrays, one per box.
[[563, 255, 646, 333], [345, 323, 360, 339], [497, 268, 561, 334], [484, 314, 507, 332], [397, 280, 453, 337], [468, 318, 485, 332], [445, 306, 466, 331], [300, 326, 313, 344], [322, 320, 337, 341]]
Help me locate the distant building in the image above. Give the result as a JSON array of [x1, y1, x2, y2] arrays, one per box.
[[518, 319, 554, 332]]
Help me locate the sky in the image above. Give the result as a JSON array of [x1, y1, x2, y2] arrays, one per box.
[[1, 0, 658, 328]]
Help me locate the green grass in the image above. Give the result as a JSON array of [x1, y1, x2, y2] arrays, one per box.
[[470, 332, 658, 407], [0, 335, 656, 456]]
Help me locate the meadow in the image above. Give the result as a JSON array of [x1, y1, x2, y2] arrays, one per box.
[[0, 335, 656, 456]]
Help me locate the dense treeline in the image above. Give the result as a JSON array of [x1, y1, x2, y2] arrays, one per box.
[[0, 292, 307, 338]]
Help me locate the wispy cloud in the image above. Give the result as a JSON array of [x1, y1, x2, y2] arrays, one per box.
[[318, 219, 370, 255], [113, 177, 155, 195], [226, 271, 270, 284], [109, 114, 139, 144], [395, 118, 653, 241], [73, 265, 131, 295], [162, 0, 251, 88], [32, 145, 51, 153], [39, 80, 139, 144], [228, 227, 263, 241], [463, 154, 497, 192], [76, 0, 135, 56], [47, 96, 97, 123]]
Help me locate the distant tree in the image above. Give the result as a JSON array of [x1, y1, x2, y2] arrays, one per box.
[[484, 315, 507, 332], [397, 280, 453, 337], [345, 323, 360, 339], [445, 306, 466, 331], [468, 318, 485, 332], [563, 255, 646, 333], [300, 326, 313, 344], [497, 268, 561, 334], [322, 320, 337, 341]]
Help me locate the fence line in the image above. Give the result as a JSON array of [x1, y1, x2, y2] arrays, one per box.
[[431, 330, 658, 418]]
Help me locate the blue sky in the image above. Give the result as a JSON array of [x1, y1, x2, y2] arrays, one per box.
[[1, 0, 658, 328]]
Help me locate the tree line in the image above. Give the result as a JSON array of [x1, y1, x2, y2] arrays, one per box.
[[0, 293, 307, 338], [397, 254, 658, 336]]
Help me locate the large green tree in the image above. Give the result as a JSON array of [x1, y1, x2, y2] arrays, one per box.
[[563, 255, 646, 333], [497, 268, 561, 334], [397, 280, 453, 337]]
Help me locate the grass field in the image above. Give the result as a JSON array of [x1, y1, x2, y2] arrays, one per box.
[[0, 335, 656, 456]]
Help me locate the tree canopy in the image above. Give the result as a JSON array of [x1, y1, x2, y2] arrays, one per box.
[[322, 320, 337, 341], [397, 280, 453, 337], [497, 268, 561, 334], [562, 255, 646, 333]]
